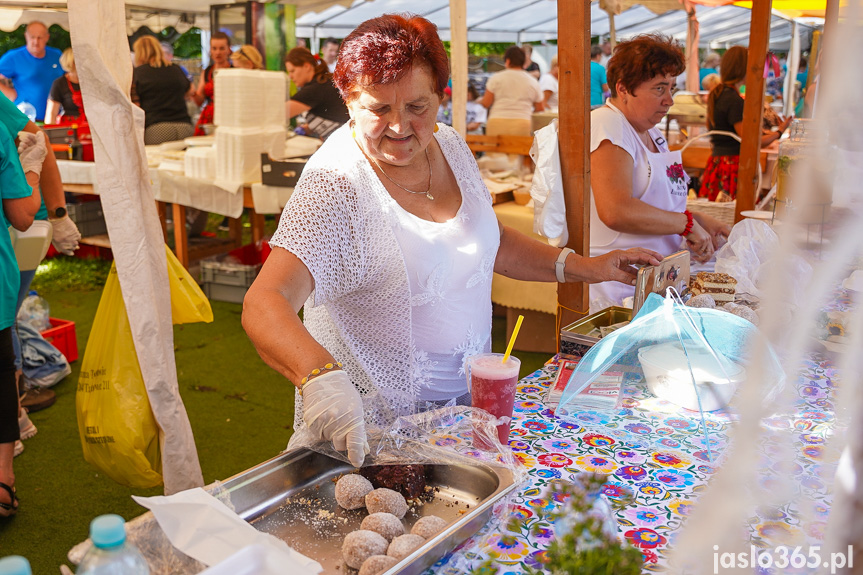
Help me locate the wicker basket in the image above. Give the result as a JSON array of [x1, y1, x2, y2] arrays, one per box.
[[686, 198, 736, 227]]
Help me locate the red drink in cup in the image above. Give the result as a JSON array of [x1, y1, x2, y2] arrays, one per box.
[[466, 353, 521, 447]]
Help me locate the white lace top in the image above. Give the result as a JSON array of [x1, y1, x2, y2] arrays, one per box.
[[270, 123, 499, 424]]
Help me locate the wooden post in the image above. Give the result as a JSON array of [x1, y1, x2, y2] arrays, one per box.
[[449, 0, 468, 136], [734, 0, 772, 221], [557, 0, 591, 331]]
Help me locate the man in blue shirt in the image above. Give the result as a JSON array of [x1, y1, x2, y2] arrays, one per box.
[[0, 22, 63, 122]]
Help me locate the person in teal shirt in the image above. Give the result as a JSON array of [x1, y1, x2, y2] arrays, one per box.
[[699, 52, 721, 90], [590, 45, 609, 108], [0, 118, 44, 518], [0, 92, 79, 378]]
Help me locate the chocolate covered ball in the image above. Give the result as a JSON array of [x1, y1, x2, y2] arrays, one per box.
[[411, 515, 448, 539], [362, 512, 405, 542], [358, 555, 399, 575], [335, 473, 373, 510], [342, 530, 388, 569], [387, 533, 425, 561], [366, 488, 408, 518]]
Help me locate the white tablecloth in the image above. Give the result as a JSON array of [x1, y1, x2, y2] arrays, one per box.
[[250, 183, 293, 214], [57, 160, 245, 218]]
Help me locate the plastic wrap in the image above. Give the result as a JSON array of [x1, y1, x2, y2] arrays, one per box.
[[289, 404, 529, 551], [714, 219, 813, 308], [290, 404, 526, 483], [556, 291, 786, 460]]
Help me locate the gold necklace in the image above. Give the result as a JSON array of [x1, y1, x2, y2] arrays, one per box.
[[372, 148, 434, 201]]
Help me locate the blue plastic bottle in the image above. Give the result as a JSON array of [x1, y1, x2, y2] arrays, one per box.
[[76, 515, 150, 575], [0, 556, 32, 575]]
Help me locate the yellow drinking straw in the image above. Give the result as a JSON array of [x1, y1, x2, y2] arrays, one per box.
[[502, 314, 524, 363]]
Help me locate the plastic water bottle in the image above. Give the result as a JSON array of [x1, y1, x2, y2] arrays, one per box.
[[76, 515, 150, 575], [0, 556, 32, 575], [17, 290, 50, 332]]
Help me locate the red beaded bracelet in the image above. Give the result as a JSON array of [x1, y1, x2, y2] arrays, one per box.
[[680, 210, 694, 237]]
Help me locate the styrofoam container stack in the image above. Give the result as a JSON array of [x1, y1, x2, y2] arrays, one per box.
[[213, 69, 265, 128], [212, 69, 288, 183], [185, 146, 216, 179], [216, 128, 263, 183], [261, 71, 287, 127]]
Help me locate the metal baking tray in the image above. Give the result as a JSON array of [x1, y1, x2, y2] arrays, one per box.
[[559, 306, 632, 358], [219, 448, 519, 574]]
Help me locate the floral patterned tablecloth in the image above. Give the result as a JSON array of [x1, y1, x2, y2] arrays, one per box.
[[430, 290, 852, 574]]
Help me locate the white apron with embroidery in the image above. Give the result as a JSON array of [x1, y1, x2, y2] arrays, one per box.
[[589, 103, 688, 308]]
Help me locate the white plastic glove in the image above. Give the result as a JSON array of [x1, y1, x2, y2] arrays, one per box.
[[301, 370, 368, 467], [17, 131, 47, 177], [50, 215, 81, 255]]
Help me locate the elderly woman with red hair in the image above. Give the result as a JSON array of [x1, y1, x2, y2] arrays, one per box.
[[242, 15, 661, 467], [589, 34, 731, 309]]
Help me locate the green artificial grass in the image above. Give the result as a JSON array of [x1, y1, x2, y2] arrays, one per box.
[[1, 256, 548, 572]]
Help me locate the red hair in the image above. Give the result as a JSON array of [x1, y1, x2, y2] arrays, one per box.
[[606, 34, 685, 98], [333, 14, 449, 102]]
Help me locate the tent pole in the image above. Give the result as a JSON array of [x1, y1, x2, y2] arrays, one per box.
[[609, 12, 616, 49], [557, 0, 591, 331], [783, 19, 800, 117], [685, 6, 700, 93], [734, 0, 772, 221], [449, 0, 467, 136]]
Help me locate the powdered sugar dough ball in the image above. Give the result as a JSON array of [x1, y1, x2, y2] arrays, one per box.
[[366, 488, 408, 518], [411, 515, 448, 539], [335, 473, 373, 510], [361, 512, 405, 542], [686, 293, 716, 309], [387, 533, 426, 561], [359, 555, 399, 575], [342, 529, 389, 569]]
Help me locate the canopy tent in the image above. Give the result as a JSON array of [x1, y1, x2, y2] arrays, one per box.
[[0, 0, 354, 33], [292, 0, 821, 49], [0, 0, 822, 50]]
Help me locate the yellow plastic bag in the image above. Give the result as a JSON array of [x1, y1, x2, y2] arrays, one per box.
[[167, 246, 213, 325], [76, 264, 162, 488]]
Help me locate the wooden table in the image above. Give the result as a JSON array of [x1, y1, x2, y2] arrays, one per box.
[[65, 183, 269, 269]]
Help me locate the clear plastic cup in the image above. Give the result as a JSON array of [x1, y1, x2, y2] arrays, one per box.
[[465, 352, 520, 446]]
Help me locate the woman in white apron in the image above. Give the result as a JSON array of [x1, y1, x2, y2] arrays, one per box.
[[589, 35, 731, 309]]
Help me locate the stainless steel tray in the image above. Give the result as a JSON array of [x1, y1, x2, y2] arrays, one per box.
[[219, 448, 519, 574]]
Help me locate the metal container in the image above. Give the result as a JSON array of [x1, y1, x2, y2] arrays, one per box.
[[220, 448, 519, 574], [559, 307, 632, 358]]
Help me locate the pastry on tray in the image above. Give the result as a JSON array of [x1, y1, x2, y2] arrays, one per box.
[[691, 272, 738, 303]]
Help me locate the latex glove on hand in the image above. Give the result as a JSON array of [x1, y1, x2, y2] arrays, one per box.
[[17, 131, 47, 177], [301, 370, 368, 467], [50, 215, 81, 256]]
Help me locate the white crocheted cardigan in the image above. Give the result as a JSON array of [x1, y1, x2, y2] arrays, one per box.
[[269, 123, 495, 426]]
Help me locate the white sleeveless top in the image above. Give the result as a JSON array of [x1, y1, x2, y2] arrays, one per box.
[[270, 123, 498, 424], [390, 175, 499, 401]]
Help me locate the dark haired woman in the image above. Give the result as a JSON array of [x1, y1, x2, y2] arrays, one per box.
[[192, 31, 231, 136], [698, 46, 791, 201], [479, 45, 544, 138], [285, 47, 349, 140], [243, 15, 661, 467], [589, 34, 731, 309]]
